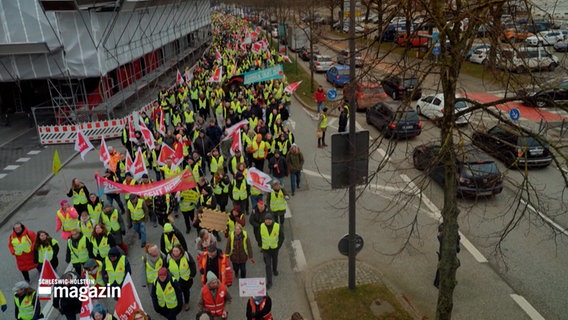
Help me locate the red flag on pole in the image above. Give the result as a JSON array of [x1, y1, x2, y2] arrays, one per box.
[[126, 152, 133, 173], [38, 255, 59, 301], [222, 119, 249, 141], [157, 143, 183, 167], [176, 69, 184, 85], [229, 129, 242, 156], [130, 147, 148, 179], [285, 81, 302, 94], [79, 278, 93, 320], [114, 273, 144, 320], [128, 119, 137, 142], [99, 137, 111, 168], [158, 110, 166, 136], [215, 48, 222, 62], [207, 67, 223, 83], [74, 128, 94, 160], [139, 118, 155, 150], [283, 55, 292, 63], [247, 167, 272, 192]]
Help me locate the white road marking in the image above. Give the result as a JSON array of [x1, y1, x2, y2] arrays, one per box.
[[16, 157, 31, 162], [521, 198, 568, 237], [510, 294, 545, 320], [399, 174, 488, 263], [287, 119, 296, 130], [376, 148, 390, 163], [291, 240, 307, 272], [327, 118, 337, 128], [0, 174, 6, 179], [285, 206, 292, 218], [27, 150, 41, 155], [4, 165, 19, 170], [302, 169, 331, 180]]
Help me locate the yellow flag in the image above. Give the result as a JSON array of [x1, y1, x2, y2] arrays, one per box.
[[52, 149, 62, 175]]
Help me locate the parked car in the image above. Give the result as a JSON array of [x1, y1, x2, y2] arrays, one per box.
[[397, 31, 429, 47], [298, 46, 320, 61], [466, 43, 491, 59], [381, 75, 422, 100], [497, 47, 559, 73], [342, 22, 365, 33], [310, 54, 334, 72], [469, 49, 490, 64], [377, 23, 414, 42], [413, 143, 504, 197], [525, 30, 564, 46], [343, 82, 388, 111], [416, 93, 472, 125], [522, 86, 568, 108], [471, 124, 553, 168], [365, 101, 422, 138], [501, 28, 534, 43], [554, 41, 568, 52], [337, 49, 364, 67], [326, 65, 351, 87]]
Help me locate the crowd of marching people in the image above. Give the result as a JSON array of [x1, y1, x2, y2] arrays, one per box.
[[7, 12, 309, 320]]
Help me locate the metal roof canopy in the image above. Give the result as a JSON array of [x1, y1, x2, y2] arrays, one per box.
[[0, 43, 62, 56]]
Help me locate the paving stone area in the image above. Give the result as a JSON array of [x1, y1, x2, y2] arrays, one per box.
[[311, 260, 384, 293]]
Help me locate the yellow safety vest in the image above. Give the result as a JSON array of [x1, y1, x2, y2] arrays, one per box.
[[11, 235, 33, 255], [270, 189, 287, 211], [14, 292, 35, 320], [320, 114, 328, 128], [250, 185, 262, 196], [163, 234, 181, 254], [184, 110, 195, 125], [144, 256, 164, 284], [123, 179, 137, 200], [101, 210, 120, 232], [68, 236, 89, 264], [179, 189, 198, 212], [72, 188, 88, 205], [128, 198, 145, 221], [213, 177, 229, 195], [232, 181, 247, 200], [210, 156, 224, 174], [92, 236, 110, 259], [228, 230, 249, 257], [168, 253, 192, 281], [57, 209, 79, 232], [87, 203, 103, 224], [230, 156, 245, 174], [154, 281, 178, 309], [86, 260, 105, 286], [260, 223, 280, 250], [37, 238, 59, 261], [252, 140, 266, 159], [161, 165, 180, 179], [105, 255, 126, 286], [80, 220, 94, 239]]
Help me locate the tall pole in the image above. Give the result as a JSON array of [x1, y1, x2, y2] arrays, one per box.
[[348, 0, 357, 291]]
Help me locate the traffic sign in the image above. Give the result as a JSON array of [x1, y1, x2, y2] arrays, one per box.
[[327, 89, 337, 100], [509, 108, 520, 121], [432, 45, 441, 56], [338, 233, 364, 256]]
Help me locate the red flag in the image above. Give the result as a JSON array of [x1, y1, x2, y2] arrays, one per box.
[[247, 167, 272, 192], [158, 110, 166, 136], [176, 69, 184, 85], [139, 118, 155, 150], [128, 119, 137, 142], [215, 48, 222, 62], [251, 42, 262, 53], [222, 119, 249, 141], [38, 256, 59, 301], [262, 38, 269, 49], [74, 128, 95, 160], [131, 147, 148, 179], [126, 152, 133, 172], [255, 26, 261, 34], [283, 55, 292, 63], [157, 143, 183, 167], [240, 43, 248, 52], [279, 46, 286, 54], [114, 273, 144, 320], [174, 142, 184, 166], [99, 137, 110, 168], [79, 278, 93, 320], [184, 67, 193, 83], [229, 129, 242, 156], [285, 81, 302, 94], [208, 67, 223, 83]]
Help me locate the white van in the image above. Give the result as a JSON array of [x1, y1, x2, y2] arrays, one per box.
[[497, 47, 559, 73]]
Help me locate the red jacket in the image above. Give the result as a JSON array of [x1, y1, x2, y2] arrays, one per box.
[[201, 283, 228, 316], [9, 226, 38, 271], [199, 250, 233, 286], [313, 89, 326, 103]]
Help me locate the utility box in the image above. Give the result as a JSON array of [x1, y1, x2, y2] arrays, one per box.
[[331, 130, 369, 189]]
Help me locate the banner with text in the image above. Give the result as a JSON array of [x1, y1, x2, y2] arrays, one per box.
[[95, 169, 197, 196], [243, 65, 284, 85]]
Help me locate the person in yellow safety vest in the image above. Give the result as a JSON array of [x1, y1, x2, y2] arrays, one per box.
[[126, 194, 148, 248], [267, 180, 289, 226], [160, 223, 188, 256], [78, 211, 96, 240], [226, 206, 246, 238], [142, 243, 166, 293], [65, 228, 94, 275], [171, 109, 182, 128], [197, 93, 208, 120], [33, 230, 59, 271], [160, 158, 181, 180], [248, 134, 268, 172], [198, 242, 233, 286], [230, 171, 250, 215], [151, 268, 183, 319], [102, 247, 130, 287], [122, 173, 137, 203], [260, 214, 284, 290], [87, 193, 103, 224], [228, 149, 246, 177], [9, 223, 38, 282], [198, 271, 232, 318], [56, 199, 79, 240], [91, 223, 116, 261], [246, 295, 273, 320], [211, 168, 231, 212], [209, 148, 225, 176], [82, 258, 105, 287], [179, 187, 199, 234], [226, 223, 254, 279], [66, 178, 89, 214], [0, 289, 6, 313], [13, 281, 43, 320], [100, 205, 128, 255], [183, 105, 195, 131], [318, 107, 329, 148], [167, 245, 197, 312]]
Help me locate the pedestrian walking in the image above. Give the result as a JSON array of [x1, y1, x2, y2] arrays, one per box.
[[338, 105, 348, 133], [180, 187, 199, 234], [249, 201, 269, 247], [142, 243, 166, 293], [246, 295, 273, 320], [211, 169, 231, 212], [82, 259, 105, 288], [226, 223, 254, 279], [67, 178, 90, 215], [13, 281, 43, 320], [313, 85, 326, 114], [131, 310, 151, 320], [266, 181, 288, 226], [126, 194, 149, 248], [102, 247, 131, 288], [198, 272, 232, 320], [103, 169, 126, 214], [160, 223, 188, 256], [87, 193, 103, 224], [65, 228, 94, 275], [9, 222, 38, 282], [198, 243, 233, 286], [268, 150, 288, 188], [317, 108, 328, 148], [260, 214, 284, 290], [0, 289, 7, 313], [167, 245, 197, 312], [100, 204, 128, 255], [152, 268, 183, 320], [196, 229, 217, 260], [286, 144, 304, 196], [230, 171, 250, 214], [90, 304, 113, 320], [53, 272, 82, 320], [34, 230, 59, 271], [79, 210, 96, 240], [91, 223, 115, 261], [56, 199, 79, 240]]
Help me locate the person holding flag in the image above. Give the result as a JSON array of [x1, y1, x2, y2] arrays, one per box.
[[34, 230, 59, 272], [52, 271, 82, 320], [67, 178, 90, 215]]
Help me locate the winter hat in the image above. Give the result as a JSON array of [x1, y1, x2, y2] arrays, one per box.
[[163, 223, 174, 233], [265, 213, 274, 221], [83, 259, 97, 269], [206, 271, 217, 283], [12, 281, 30, 292], [158, 268, 168, 277], [233, 205, 241, 212], [108, 247, 120, 257]]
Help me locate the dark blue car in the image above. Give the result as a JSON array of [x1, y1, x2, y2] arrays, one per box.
[[326, 65, 351, 87], [365, 101, 422, 138]]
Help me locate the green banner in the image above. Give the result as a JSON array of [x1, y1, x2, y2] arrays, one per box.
[[243, 65, 284, 85]]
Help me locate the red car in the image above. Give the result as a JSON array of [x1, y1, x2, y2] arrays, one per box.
[[397, 31, 429, 47], [344, 82, 389, 111]]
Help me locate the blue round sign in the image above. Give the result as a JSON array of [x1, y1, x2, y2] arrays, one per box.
[[327, 89, 337, 100], [509, 108, 520, 121], [432, 45, 441, 56]]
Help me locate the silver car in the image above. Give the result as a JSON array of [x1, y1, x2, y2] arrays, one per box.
[[311, 55, 335, 72]]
